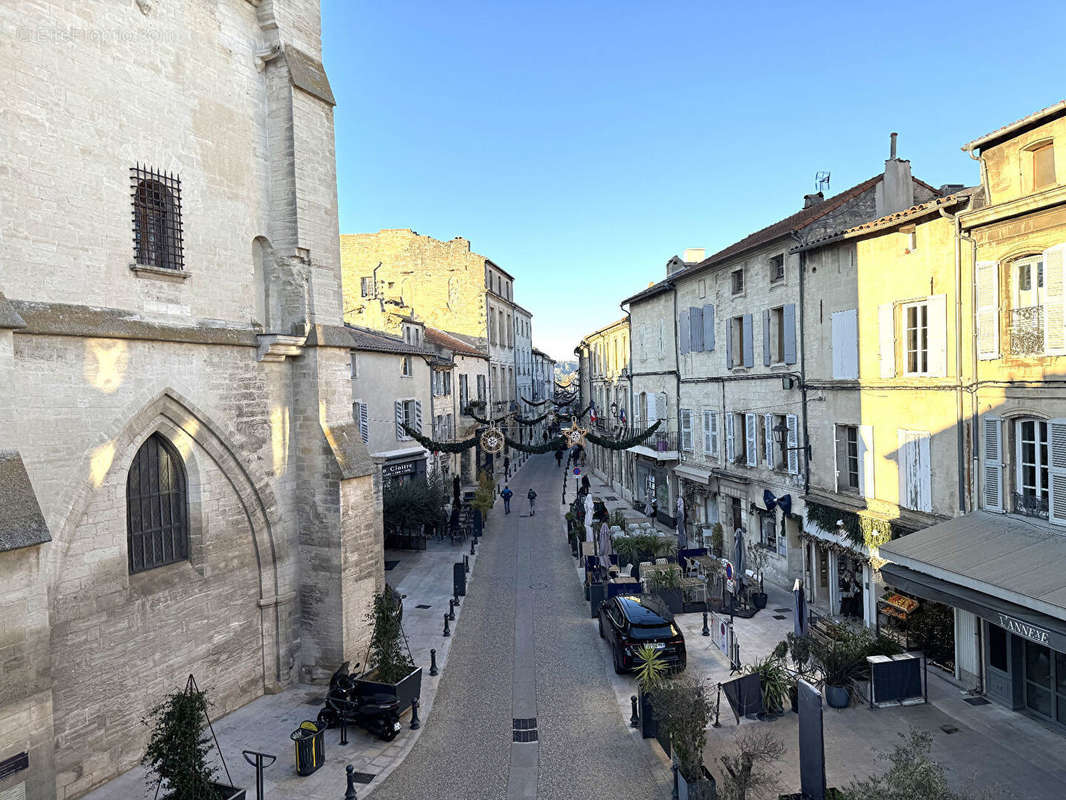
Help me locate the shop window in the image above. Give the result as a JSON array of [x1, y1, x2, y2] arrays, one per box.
[[988, 624, 1008, 672], [1025, 641, 1053, 718]]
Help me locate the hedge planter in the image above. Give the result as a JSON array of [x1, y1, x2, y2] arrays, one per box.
[[676, 765, 716, 800], [750, 592, 768, 610], [355, 666, 423, 715], [656, 588, 684, 615], [638, 686, 658, 740], [824, 683, 850, 709]]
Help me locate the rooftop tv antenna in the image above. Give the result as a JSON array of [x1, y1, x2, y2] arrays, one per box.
[[815, 171, 831, 194]]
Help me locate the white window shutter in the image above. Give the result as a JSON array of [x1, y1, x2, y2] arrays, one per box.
[[679, 310, 690, 355], [831, 309, 858, 380], [745, 412, 758, 467], [710, 411, 719, 458], [859, 425, 874, 499], [681, 409, 692, 451], [982, 417, 1003, 512], [359, 403, 369, 445], [726, 318, 733, 367], [918, 433, 931, 512], [415, 400, 423, 433], [897, 430, 909, 508], [786, 414, 799, 474], [763, 414, 773, 465], [395, 400, 405, 440], [879, 303, 895, 378], [975, 261, 1000, 359], [926, 294, 947, 376], [1049, 420, 1066, 526], [658, 392, 668, 420], [1043, 245, 1066, 355], [783, 303, 797, 365], [725, 413, 735, 462], [703, 411, 712, 457]]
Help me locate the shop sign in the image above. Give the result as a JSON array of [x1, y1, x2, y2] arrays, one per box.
[[997, 613, 1051, 646], [382, 460, 417, 478]]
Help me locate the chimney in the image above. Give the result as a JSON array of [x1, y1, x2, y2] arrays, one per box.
[[875, 131, 914, 217], [682, 248, 705, 264], [803, 192, 824, 208]]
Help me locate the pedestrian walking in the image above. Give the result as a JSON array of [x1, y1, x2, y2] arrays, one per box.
[[527, 488, 537, 516], [554, 448, 564, 468], [501, 485, 513, 514], [504, 455, 511, 480]]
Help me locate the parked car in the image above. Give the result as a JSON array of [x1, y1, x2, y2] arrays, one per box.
[[598, 594, 686, 674]]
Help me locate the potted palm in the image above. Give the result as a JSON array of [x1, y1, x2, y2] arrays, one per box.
[[142, 678, 245, 800], [744, 654, 791, 715], [634, 645, 669, 740], [354, 589, 422, 714], [811, 635, 863, 709]]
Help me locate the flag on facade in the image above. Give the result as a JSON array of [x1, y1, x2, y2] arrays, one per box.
[[590, 402, 597, 423]]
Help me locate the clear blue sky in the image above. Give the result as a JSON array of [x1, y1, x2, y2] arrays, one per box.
[[323, 0, 1066, 363]]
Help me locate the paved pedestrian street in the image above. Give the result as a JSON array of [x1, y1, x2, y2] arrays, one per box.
[[371, 454, 672, 799]]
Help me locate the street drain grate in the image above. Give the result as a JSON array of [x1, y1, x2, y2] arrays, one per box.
[[940, 724, 959, 734], [350, 771, 376, 784], [415, 604, 432, 609], [773, 608, 791, 613], [773, 614, 787, 620], [963, 696, 990, 706], [605, 496, 618, 501], [513, 717, 538, 743]]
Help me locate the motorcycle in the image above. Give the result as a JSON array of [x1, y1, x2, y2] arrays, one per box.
[[316, 661, 403, 742]]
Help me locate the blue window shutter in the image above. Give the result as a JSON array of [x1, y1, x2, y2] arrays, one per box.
[[742, 314, 754, 367], [679, 310, 690, 355], [763, 309, 771, 366], [784, 303, 797, 364], [703, 304, 715, 351], [690, 306, 702, 352]]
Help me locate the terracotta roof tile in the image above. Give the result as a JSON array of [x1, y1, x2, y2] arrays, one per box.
[[425, 327, 486, 358], [962, 100, 1066, 152], [346, 325, 432, 356]]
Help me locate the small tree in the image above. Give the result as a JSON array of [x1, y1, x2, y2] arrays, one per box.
[[745, 537, 769, 593], [471, 470, 496, 516], [651, 675, 713, 787], [142, 682, 218, 800], [710, 522, 724, 556], [365, 589, 415, 683], [719, 729, 784, 800]]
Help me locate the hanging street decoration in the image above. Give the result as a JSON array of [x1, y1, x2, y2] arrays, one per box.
[[586, 419, 661, 450], [519, 396, 551, 407], [401, 424, 479, 453], [401, 419, 663, 456], [562, 416, 589, 448], [480, 426, 505, 455]]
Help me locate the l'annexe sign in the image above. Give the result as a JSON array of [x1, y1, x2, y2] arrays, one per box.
[[997, 613, 1051, 647]]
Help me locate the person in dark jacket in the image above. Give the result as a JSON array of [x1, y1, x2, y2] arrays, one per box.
[[501, 485, 513, 514], [555, 448, 564, 468], [527, 488, 537, 516]]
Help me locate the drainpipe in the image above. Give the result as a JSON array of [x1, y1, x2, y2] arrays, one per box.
[[939, 203, 968, 513], [965, 149, 983, 515], [789, 232, 812, 496]]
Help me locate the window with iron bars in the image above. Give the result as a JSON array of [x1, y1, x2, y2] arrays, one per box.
[[131, 164, 184, 271]]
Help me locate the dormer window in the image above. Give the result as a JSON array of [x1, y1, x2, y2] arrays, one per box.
[[1033, 142, 1056, 190]]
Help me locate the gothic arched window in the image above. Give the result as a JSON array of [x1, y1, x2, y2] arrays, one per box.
[[127, 434, 188, 573]]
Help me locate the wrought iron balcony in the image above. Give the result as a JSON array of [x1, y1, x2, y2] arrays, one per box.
[[1008, 305, 1044, 356], [462, 400, 486, 417], [1013, 491, 1049, 520]]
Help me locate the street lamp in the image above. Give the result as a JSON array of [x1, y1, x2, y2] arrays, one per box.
[[772, 421, 811, 457]]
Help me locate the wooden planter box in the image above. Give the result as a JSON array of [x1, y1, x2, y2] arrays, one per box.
[[355, 666, 423, 715]]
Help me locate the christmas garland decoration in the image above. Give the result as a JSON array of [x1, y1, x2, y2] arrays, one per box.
[[504, 434, 568, 454], [520, 396, 552, 407], [401, 424, 479, 453], [586, 419, 661, 450], [469, 409, 553, 427]]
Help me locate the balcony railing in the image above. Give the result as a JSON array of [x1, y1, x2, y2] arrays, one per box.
[[462, 401, 486, 417], [1013, 491, 1049, 520], [1009, 305, 1044, 356]]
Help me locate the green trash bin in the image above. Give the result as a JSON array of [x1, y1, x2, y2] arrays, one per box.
[[290, 720, 324, 776]]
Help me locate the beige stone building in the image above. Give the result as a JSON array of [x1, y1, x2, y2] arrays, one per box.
[[0, 2, 381, 799], [425, 326, 489, 482], [575, 318, 632, 496]]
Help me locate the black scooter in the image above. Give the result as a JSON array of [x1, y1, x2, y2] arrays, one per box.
[[317, 662, 402, 742]]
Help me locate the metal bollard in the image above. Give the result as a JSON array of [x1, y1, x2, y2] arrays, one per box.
[[443, 612, 451, 637], [339, 719, 348, 746], [470, 538, 477, 556], [452, 589, 460, 608], [702, 611, 711, 637], [410, 697, 421, 730], [630, 695, 639, 728], [429, 648, 439, 676], [241, 750, 276, 800], [448, 599, 456, 621], [345, 764, 358, 800], [464, 555, 470, 574]]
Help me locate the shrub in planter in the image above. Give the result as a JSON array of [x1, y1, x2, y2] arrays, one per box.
[[648, 566, 684, 614], [652, 675, 715, 799], [719, 729, 785, 800], [744, 655, 790, 714], [142, 680, 244, 800], [356, 589, 421, 713], [811, 635, 865, 709], [633, 645, 669, 740]]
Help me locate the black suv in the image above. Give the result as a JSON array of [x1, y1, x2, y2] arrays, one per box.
[[598, 594, 686, 674]]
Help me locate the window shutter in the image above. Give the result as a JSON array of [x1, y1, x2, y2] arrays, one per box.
[[859, 425, 874, 499], [918, 433, 931, 512], [1043, 245, 1066, 355], [658, 392, 668, 421], [726, 319, 733, 367], [690, 306, 703, 352], [742, 314, 754, 367], [975, 261, 1000, 359], [763, 309, 772, 366], [1050, 420, 1066, 526], [832, 425, 841, 493], [786, 414, 799, 474], [897, 430, 911, 508], [703, 411, 713, 457], [763, 414, 773, 465], [926, 294, 947, 376], [745, 412, 757, 467], [725, 413, 735, 462], [878, 303, 895, 378], [831, 309, 859, 379], [982, 417, 1003, 512], [681, 409, 692, 451], [395, 400, 404, 440], [358, 403, 369, 445], [703, 304, 715, 351], [415, 400, 423, 433], [783, 303, 797, 365], [646, 392, 657, 422], [679, 310, 690, 355]]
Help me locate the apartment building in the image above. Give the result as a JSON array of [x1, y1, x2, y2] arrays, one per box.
[[515, 303, 534, 405], [425, 326, 489, 483], [485, 260, 518, 415], [575, 318, 632, 496]]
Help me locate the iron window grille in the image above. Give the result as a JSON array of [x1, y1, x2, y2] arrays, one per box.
[[131, 164, 184, 271], [127, 433, 189, 573]]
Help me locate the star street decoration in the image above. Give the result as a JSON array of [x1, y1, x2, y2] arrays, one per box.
[[480, 425, 505, 454], [563, 416, 588, 448]]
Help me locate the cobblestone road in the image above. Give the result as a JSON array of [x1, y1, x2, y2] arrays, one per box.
[[370, 455, 670, 800]]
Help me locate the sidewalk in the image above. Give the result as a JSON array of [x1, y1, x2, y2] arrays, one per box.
[[572, 471, 1066, 800], [83, 537, 480, 799]]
